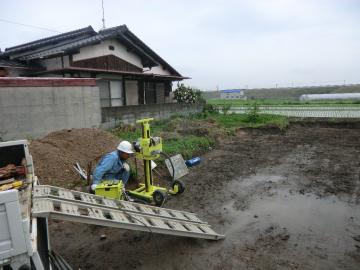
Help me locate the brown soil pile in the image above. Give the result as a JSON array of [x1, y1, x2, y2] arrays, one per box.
[[29, 128, 119, 188]]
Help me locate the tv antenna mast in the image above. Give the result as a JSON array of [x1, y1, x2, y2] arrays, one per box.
[[101, 0, 106, 29]]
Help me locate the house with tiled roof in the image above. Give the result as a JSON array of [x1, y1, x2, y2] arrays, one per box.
[[0, 25, 187, 106]]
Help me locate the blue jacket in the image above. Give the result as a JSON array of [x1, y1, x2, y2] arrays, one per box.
[[92, 151, 128, 184]]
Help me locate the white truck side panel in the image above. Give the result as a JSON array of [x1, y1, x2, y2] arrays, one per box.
[[0, 190, 29, 263]]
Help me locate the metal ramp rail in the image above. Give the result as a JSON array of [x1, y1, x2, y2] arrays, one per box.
[[32, 185, 224, 240]]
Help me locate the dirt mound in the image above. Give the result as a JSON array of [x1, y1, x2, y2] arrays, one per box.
[[29, 128, 119, 187]]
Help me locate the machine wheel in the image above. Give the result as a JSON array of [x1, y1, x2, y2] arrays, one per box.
[[153, 190, 167, 206], [172, 180, 185, 195]]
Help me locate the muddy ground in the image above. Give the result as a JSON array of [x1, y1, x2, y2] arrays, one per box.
[[33, 122, 360, 269]]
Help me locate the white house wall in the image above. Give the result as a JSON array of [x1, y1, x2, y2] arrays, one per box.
[[73, 39, 143, 68], [144, 65, 171, 76], [220, 91, 245, 99]]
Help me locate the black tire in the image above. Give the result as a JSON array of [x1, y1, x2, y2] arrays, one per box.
[[172, 180, 185, 195], [153, 190, 167, 206]]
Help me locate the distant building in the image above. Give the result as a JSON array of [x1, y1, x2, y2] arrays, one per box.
[[220, 89, 246, 100], [300, 93, 360, 101]]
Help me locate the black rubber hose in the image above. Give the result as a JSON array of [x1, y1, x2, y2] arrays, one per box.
[[159, 151, 175, 183]]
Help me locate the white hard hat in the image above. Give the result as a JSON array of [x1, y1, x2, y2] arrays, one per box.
[[117, 141, 134, 154]]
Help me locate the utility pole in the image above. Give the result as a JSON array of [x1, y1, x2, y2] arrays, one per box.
[[101, 0, 106, 29]]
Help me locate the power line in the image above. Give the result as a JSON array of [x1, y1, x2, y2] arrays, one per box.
[[0, 18, 61, 33]]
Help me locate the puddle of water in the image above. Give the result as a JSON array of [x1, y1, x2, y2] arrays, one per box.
[[226, 189, 359, 233], [224, 187, 360, 255], [250, 190, 358, 234]]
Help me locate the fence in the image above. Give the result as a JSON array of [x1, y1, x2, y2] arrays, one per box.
[[228, 105, 360, 118], [101, 103, 203, 129], [0, 78, 101, 141]]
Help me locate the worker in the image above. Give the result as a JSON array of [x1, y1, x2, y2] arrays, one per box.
[[91, 140, 134, 191]]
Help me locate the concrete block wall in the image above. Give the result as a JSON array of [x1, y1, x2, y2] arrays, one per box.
[[0, 85, 101, 140], [101, 103, 203, 129]]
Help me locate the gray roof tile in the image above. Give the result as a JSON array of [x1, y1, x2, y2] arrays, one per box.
[[0, 24, 182, 77]]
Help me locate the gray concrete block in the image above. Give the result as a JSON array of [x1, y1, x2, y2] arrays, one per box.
[[0, 89, 17, 107], [53, 88, 67, 104], [1, 84, 201, 140], [41, 89, 56, 105]]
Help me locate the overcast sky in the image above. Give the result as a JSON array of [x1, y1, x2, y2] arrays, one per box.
[[0, 0, 359, 90]]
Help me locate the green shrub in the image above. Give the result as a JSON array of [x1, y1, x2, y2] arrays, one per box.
[[220, 104, 231, 115], [245, 102, 260, 122], [203, 103, 218, 114], [173, 84, 203, 104]]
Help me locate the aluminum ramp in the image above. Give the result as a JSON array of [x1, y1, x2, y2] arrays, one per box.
[[32, 185, 224, 240]]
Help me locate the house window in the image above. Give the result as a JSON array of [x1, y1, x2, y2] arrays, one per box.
[[98, 80, 123, 107], [110, 81, 123, 106], [144, 81, 156, 104], [98, 81, 111, 107], [109, 45, 115, 51], [156, 83, 165, 104]]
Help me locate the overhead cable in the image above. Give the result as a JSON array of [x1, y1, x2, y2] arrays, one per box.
[[0, 18, 61, 33]]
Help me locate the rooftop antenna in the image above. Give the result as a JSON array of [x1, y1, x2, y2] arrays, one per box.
[[101, 0, 106, 29]]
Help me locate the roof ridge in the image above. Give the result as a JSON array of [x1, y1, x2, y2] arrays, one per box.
[[3, 26, 95, 54], [16, 35, 101, 61], [98, 24, 127, 34]]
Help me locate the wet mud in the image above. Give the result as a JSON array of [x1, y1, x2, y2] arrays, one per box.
[[48, 123, 360, 269]]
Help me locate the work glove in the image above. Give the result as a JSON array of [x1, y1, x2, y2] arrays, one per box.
[[123, 162, 130, 172]]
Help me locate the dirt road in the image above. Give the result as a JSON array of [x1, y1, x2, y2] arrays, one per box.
[[46, 123, 360, 269]]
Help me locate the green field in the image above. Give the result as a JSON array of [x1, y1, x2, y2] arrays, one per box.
[[208, 99, 360, 106], [202, 84, 360, 102]]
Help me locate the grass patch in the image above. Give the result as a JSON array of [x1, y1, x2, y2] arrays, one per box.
[[209, 113, 289, 129], [111, 118, 215, 160], [112, 126, 141, 141], [163, 136, 215, 159]]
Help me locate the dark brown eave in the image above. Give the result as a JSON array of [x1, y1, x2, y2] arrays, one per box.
[[27, 67, 190, 81], [0, 77, 96, 87]]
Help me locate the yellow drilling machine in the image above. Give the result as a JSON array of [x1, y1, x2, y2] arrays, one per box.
[[128, 118, 185, 206], [93, 118, 185, 206]]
